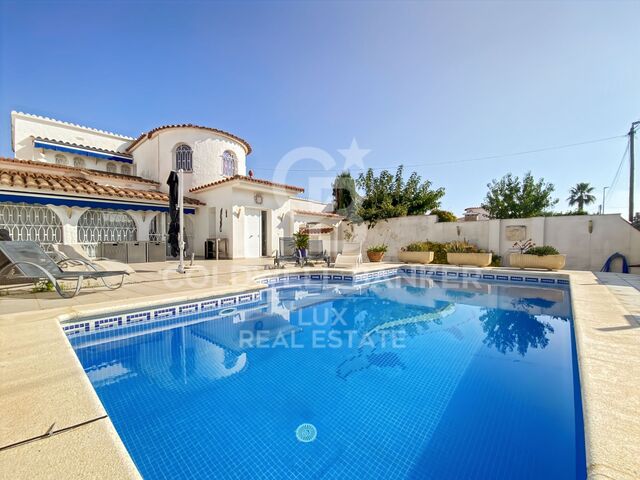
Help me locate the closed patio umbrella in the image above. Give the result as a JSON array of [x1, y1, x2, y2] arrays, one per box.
[[167, 171, 180, 257]]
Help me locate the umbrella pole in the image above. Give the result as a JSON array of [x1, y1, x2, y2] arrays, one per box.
[[177, 168, 186, 274]]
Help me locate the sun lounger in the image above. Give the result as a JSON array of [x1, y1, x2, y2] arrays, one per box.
[[334, 242, 362, 268], [52, 243, 135, 274], [274, 237, 302, 268], [0, 241, 129, 298], [300, 239, 330, 267]]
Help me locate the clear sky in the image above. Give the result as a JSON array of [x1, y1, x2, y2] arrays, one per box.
[[1, 0, 638, 216]]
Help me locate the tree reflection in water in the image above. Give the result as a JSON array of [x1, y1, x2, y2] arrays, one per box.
[[478, 308, 557, 356]]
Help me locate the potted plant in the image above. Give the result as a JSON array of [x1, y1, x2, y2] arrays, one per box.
[[398, 242, 434, 264], [510, 243, 566, 271], [445, 241, 492, 267], [293, 231, 310, 262], [367, 244, 388, 262]]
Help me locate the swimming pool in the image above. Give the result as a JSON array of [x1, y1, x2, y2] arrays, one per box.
[[68, 275, 586, 479]]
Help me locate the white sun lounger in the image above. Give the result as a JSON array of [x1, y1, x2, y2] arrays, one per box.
[[52, 243, 135, 274], [333, 242, 362, 268]]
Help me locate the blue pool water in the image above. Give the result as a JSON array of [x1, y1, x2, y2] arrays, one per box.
[[69, 277, 586, 479]]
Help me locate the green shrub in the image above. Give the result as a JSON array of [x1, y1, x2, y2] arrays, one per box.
[[404, 242, 431, 252], [524, 246, 559, 256], [445, 241, 479, 253], [490, 255, 502, 267], [431, 209, 457, 222], [367, 244, 388, 253]]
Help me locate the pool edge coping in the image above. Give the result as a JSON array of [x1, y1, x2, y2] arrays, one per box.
[[1, 265, 636, 479]]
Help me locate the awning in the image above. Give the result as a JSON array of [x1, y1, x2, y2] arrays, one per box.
[[0, 192, 196, 214], [34, 139, 133, 164]]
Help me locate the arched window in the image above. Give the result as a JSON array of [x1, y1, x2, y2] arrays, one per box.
[[106, 162, 117, 173], [175, 144, 193, 171], [120, 164, 131, 175], [55, 154, 67, 165], [222, 150, 237, 176], [73, 157, 85, 168], [78, 209, 137, 257]]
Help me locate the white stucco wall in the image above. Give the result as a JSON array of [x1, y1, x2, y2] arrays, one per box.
[[132, 128, 247, 192], [190, 183, 293, 258], [11, 112, 132, 160], [346, 214, 640, 272]]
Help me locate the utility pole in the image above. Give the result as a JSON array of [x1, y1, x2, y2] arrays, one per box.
[[602, 186, 608, 214], [630, 121, 639, 222]]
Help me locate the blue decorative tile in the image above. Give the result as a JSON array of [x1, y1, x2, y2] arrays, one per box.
[[200, 299, 219, 310], [525, 277, 539, 283], [179, 304, 199, 314], [154, 307, 177, 318], [483, 274, 495, 280], [510, 276, 524, 282], [540, 278, 556, 284]]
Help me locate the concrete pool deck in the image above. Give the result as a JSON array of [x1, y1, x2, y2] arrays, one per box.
[[0, 261, 638, 479]]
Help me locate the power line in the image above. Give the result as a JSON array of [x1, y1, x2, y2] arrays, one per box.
[[608, 139, 630, 193], [250, 134, 626, 173]]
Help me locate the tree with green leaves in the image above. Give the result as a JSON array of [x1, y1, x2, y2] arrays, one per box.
[[482, 172, 557, 219], [567, 182, 596, 213], [332, 171, 359, 221], [356, 166, 445, 226]]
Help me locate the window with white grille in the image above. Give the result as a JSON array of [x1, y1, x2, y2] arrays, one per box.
[[222, 150, 237, 176], [55, 154, 67, 165], [73, 157, 85, 168], [0, 203, 63, 246], [175, 144, 193, 171], [78, 209, 137, 256]]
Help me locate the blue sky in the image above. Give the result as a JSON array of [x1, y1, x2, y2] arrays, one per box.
[[1, 0, 638, 216]]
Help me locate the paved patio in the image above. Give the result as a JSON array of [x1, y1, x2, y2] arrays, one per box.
[[1, 263, 639, 479]]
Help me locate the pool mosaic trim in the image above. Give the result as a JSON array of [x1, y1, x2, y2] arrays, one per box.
[[63, 266, 569, 338], [62, 290, 262, 337], [255, 266, 569, 286]]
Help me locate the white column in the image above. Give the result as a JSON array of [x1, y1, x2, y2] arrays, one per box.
[[47, 205, 89, 244], [127, 210, 157, 241]]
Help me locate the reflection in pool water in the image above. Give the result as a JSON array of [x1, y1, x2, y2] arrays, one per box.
[[70, 277, 584, 480]]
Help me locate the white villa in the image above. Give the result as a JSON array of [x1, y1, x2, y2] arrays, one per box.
[[0, 111, 341, 258]]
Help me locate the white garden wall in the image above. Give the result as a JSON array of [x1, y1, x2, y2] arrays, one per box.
[[343, 214, 640, 273]]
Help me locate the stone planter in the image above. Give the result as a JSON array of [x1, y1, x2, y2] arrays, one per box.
[[446, 252, 492, 267], [509, 253, 566, 271], [398, 251, 434, 264], [367, 251, 385, 262]]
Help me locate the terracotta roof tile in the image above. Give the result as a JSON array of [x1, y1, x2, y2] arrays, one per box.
[[190, 175, 304, 193], [127, 124, 252, 155], [0, 168, 204, 206], [0, 158, 159, 185], [293, 209, 342, 218]]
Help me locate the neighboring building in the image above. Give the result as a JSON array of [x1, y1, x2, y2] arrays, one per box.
[[460, 206, 490, 222], [1, 111, 341, 258]]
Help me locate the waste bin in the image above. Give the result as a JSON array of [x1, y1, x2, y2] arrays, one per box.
[[100, 242, 127, 263], [147, 241, 167, 262], [126, 241, 147, 264]]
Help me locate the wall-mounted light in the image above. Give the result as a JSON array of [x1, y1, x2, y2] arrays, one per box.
[[456, 226, 461, 237], [588, 220, 593, 234]]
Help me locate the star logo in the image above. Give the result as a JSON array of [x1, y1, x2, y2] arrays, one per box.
[[338, 138, 370, 171]]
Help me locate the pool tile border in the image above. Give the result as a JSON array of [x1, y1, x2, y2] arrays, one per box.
[[63, 265, 569, 338], [62, 290, 262, 337]]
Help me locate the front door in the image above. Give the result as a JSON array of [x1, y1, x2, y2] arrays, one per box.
[[244, 208, 262, 258]]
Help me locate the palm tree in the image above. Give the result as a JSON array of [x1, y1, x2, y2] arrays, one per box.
[[567, 182, 596, 213]]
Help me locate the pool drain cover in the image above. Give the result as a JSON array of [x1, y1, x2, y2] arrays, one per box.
[[295, 423, 317, 443]]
